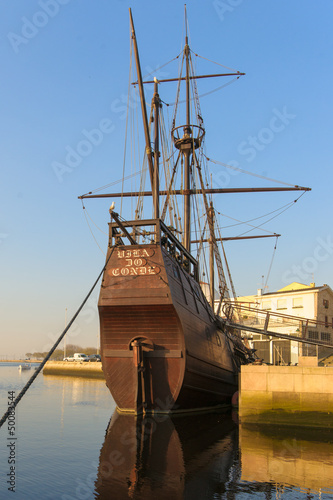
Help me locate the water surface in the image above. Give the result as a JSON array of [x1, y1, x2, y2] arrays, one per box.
[[0, 363, 332, 499]]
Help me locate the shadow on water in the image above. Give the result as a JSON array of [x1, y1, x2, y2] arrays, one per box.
[[94, 409, 239, 499]]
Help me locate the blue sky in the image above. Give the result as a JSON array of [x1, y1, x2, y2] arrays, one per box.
[[1, 0, 332, 357]]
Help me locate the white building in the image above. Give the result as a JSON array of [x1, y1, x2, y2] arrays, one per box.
[[225, 282, 333, 364]]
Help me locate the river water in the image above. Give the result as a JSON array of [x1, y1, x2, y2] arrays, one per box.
[[0, 363, 332, 499]]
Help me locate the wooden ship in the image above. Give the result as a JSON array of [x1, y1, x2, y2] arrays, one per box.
[[79, 8, 309, 414]]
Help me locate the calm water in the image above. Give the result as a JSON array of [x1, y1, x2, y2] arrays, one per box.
[[0, 363, 332, 499]]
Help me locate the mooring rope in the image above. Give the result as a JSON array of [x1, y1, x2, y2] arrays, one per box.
[[0, 246, 115, 429]]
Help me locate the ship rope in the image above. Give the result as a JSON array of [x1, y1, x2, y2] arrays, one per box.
[[134, 86, 150, 221], [215, 216, 237, 300], [189, 52, 203, 127], [0, 247, 116, 430], [264, 236, 279, 290], [80, 200, 107, 255], [171, 48, 186, 130], [133, 84, 145, 220], [193, 151, 230, 300], [235, 192, 306, 238], [165, 77, 240, 107], [191, 195, 210, 286], [205, 155, 299, 187], [216, 198, 303, 231], [160, 106, 181, 231], [121, 41, 135, 215], [141, 52, 182, 81], [192, 50, 242, 73], [215, 213, 279, 236], [79, 167, 146, 197], [160, 154, 180, 223]]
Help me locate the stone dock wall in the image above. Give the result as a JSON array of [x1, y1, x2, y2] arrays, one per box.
[[239, 365, 333, 428], [43, 361, 105, 379]]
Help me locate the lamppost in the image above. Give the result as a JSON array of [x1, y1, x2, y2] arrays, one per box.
[[63, 308, 67, 359]]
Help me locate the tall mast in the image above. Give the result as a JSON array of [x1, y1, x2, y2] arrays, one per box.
[[153, 79, 160, 220], [129, 8, 158, 218], [171, 5, 199, 253], [183, 5, 191, 252]]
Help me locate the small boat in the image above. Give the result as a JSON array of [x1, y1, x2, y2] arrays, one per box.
[[19, 363, 31, 371]]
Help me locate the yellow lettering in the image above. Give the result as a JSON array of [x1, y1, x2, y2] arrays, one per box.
[[134, 258, 143, 266], [125, 259, 133, 266]]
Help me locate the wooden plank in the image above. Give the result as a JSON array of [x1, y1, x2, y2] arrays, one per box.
[[104, 349, 183, 358]]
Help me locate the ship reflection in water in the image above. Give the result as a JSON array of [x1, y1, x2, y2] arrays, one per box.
[[95, 410, 239, 499], [95, 410, 333, 499]]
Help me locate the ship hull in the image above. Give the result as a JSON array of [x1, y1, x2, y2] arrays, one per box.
[[99, 241, 239, 414]]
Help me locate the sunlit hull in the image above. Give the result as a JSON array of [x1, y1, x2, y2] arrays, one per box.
[[99, 234, 242, 414]]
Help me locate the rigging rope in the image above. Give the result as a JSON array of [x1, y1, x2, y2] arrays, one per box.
[[142, 52, 182, 81], [264, 236, 279, 290], [192, 50, 242, 73], [121, 41, 134, 214], [166, 77, 239, 107], [0, 247, 116, 429], [171, 49, 185, 129], [81, 201, 106, 255], [236, 193, 305, 238], [217, 200, 298, 229], [205, 155, 298, 187], [80, 168, 147, 197], [81, 200, 107, 236], [215, 193, 305, 237]]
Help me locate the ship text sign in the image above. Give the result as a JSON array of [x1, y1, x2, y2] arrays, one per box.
[[108, 248, 160, 277]]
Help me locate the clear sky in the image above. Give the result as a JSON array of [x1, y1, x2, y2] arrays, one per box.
[[1, 0, 332, 358]]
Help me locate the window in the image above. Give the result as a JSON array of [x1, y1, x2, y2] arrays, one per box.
[[262, 300, 271, 310], [277, 299, 287, 310], [323, 299, 329, 309], [321, 332, 331, 342], [325, 316, 328, 328], [292, 297, 303, 308], [308, 330, 319, 340]]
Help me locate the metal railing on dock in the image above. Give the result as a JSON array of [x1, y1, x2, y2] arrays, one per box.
[[222, 302, 333, 352]]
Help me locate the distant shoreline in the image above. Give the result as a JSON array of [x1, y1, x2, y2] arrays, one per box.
[[0, 360, 41, 363]]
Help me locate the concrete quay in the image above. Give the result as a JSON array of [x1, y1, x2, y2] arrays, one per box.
[[43, 361, 105, 379], [239, 364, 333, 429]]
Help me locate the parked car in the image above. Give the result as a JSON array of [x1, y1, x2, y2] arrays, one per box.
[[73, 353, 89, 362], [63, 356, 74, 362], [88, 354, 101, 362]]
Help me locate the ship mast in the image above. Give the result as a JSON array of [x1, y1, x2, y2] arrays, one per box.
[[129, 8, 159, 221], [184, 8, 191, 252], [171, 5, 203, 253], [152, 79, 160, 220]]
